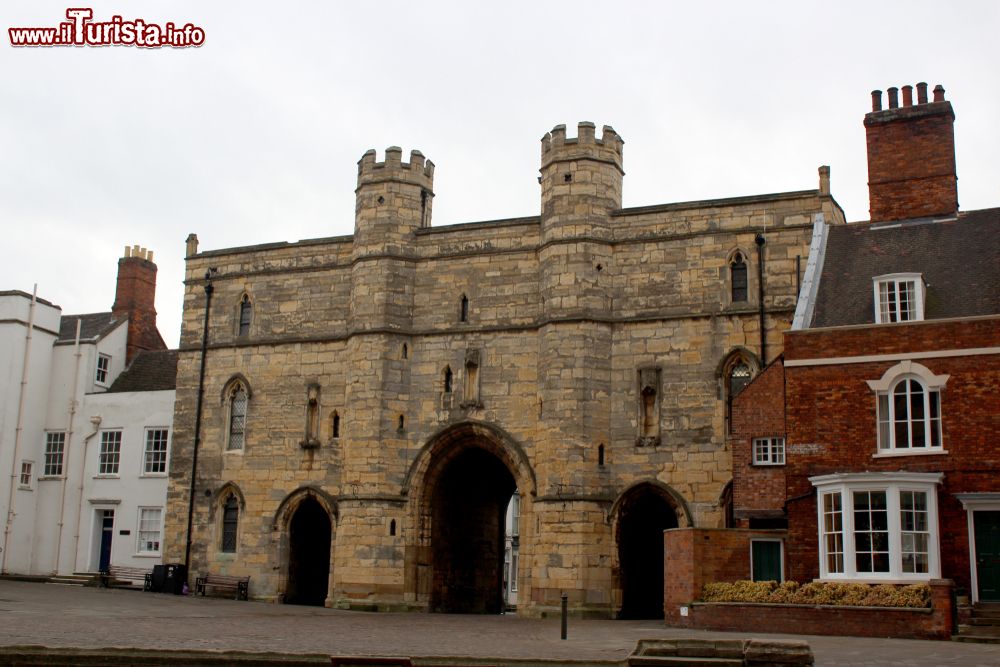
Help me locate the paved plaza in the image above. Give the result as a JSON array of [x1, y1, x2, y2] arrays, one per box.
[[0, 580, 997, 666]]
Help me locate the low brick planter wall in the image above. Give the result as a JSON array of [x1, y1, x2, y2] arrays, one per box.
[[667, 580, 954, 640]]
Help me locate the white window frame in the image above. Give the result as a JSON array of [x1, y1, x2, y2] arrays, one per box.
[[142, 428, 169, 475], [867, 361, 949, 457], [136, 507, 162, 555], [19, 460, 34, 489], [873, 273, 925, 324], [98, 430, 122, 476], [750, 538, 784, 582], [753, 436, 785, 466], [43, 431, 66, 477], [95, 353, 111, 385], [811, 472, 942, 582]]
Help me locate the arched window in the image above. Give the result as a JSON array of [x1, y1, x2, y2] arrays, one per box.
[[729, 362, 752, 398], [867, 361, 948, 454], [878, 378, 942, 451], [719, 351, 759, 434], [238, 294, 252, 337], [730, 252, 748, 303], [331, 411, 340, 439], [443, 366, 453, 393], [221, 494, 239, 553], [402, 343, 408, 359], [227, 383, 249, 451], [460, 294, 469, 322]]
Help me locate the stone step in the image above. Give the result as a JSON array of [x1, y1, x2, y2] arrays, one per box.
[[953, 633, 1000, 645], [634, 639, 745, 659], [958, 624, 1000, 637], [971, 608, 1000, 620], [968, 616, 1000, 626], [628, 658, 743, 667]]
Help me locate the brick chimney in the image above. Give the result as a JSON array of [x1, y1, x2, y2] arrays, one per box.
[[111, 244, 166, 363], [865, 83, 958, 222]]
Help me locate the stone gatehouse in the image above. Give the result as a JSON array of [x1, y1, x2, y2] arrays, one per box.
[[163, 122, 843, 617]]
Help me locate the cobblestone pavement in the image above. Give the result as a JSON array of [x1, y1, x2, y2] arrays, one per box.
[[0, 581, 998, 666]]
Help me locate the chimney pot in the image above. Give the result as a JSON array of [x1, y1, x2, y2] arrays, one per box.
[[887, 87, 899, 109], [933, 84, 946, 102], [871, 90, 883, 111], [916, 82, 929, 104], [902, 85, 913, 107]]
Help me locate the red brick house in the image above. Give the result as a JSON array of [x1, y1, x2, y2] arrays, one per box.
[[729, 83, 1000, 602]]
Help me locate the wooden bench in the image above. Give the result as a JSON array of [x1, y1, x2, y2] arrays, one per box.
[[101, 565, 153, 591], [195, 573, 250, 600]]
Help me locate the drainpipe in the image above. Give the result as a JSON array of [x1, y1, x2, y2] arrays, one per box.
[[53, 318, 82, 574], [2, 286, 38, 574], [185, 269, 215, 576], [755, 233, 767, 366], [72, 416, 102, 571]]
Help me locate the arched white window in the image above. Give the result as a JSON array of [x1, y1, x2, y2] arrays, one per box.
[[867, 361, 948, 454]]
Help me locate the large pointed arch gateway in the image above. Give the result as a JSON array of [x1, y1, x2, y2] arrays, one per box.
[[403, 421, 536, 614], [273, 487, 337, 607], [611, 480, 692, 619]]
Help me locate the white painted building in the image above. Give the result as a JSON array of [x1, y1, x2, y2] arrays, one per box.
[[0, 246, 174, 577]]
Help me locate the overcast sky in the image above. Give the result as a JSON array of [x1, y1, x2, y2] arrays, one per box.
[[3, 1, 998, 348]]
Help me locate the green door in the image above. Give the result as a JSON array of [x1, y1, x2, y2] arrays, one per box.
[[974, 511, 1000, 601], [751, 540, 782, 582]]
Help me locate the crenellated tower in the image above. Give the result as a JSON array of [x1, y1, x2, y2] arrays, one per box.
[[337, 147, 432, 607], [534, 123, 624, 614]]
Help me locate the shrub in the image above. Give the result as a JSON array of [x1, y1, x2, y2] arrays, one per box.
[[700, 580, 930, 608]]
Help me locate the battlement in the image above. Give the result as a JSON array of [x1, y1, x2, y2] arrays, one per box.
[[541, 122, 624, 170], [357, 147, 435, 189]]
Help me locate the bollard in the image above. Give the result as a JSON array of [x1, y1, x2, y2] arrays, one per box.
[[560, 593, 568, 640]]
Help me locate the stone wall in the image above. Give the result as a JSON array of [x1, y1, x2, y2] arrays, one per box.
[[164, 123, 843, 616]]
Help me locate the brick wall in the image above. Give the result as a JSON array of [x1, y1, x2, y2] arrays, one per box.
[[779, 317, 1000, 589], [663, 528, 786, 621], [865, 93, 957, 222], [674, 579, 954, 640], [729, 360, 786, 524]]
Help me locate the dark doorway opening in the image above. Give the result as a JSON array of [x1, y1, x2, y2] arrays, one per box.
[[98, 509, 115, 572], [975, 511, 1000, 602], [430, 447, 516, 613], [286, 497, 331, 606], [617, 487, 678, 619]]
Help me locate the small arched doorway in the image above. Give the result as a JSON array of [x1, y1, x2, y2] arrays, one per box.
[[285, 496, 331, 606], [616, 483, 681, 619], [431, 447, 516, 613]]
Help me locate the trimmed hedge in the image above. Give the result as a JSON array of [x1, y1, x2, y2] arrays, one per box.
[[700, 580, 930, 608]]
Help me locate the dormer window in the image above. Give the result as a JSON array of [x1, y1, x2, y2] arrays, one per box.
[[873, 273, 924, 323]]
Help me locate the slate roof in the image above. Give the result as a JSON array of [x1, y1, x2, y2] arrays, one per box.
[[106, 349, 178, 393], [56, 312, 122, 343], [811, 207, 1000, 328]]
